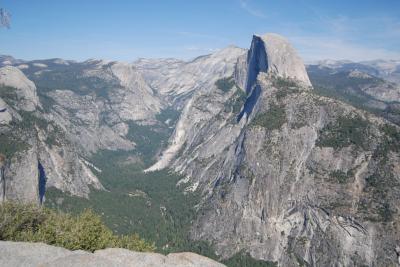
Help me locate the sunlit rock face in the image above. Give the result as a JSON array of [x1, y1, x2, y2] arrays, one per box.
[[244, 33, 312, 92], [0, 68, 103, 200], [133, 46, 246, 106], [0, 66, 40, 111]]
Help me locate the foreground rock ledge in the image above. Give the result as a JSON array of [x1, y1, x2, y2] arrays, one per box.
[[0, 241, 226, 267]]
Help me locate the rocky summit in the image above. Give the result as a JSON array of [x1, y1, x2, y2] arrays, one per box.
[[1, 32, 400, 266]]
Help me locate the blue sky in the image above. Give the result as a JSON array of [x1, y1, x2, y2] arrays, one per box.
[[0, 0, 399, 62]]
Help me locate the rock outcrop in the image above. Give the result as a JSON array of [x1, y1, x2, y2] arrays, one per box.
[[0, 98, 12, 124], [134, 46, 246, 105], [82, 60, 164, 122], [244, 34, 312, 91], [0, 241, 226, 267], [1, 141, 39, 203], [0, 69, 103, 200], [0, 66, 40, 111]]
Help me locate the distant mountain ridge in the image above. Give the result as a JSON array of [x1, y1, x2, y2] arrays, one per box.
[[307, 60, 400, 126], [308, 59, 400, 84]]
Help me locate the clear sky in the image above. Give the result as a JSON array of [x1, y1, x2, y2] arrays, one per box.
[[0, 0, 399, 62]]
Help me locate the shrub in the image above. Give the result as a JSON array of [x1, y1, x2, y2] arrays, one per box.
[[215, 77, 235, 92], [272, 77, 299, 89], [381, 124, 400, 152], [0, 202, 154, 252], [0, 202, 46, 241], [378, 202, 393, 222], [251, 103, 286, 130], [115, 233, 156, 252], [222, 252, 277, 267], [330, 170, 351, 184], [223, 88, 247, 114], [275, 86, 300, 100], [316, 115, 369, 150], [0, 131, 30, 158]]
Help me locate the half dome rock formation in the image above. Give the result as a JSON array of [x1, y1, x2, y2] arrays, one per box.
[[244, 33, 312, 92], [0, 241, 226, 267], [0, 66, 40, 111]]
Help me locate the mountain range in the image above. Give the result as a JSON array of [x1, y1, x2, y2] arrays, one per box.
[[0, 33, 399, 266]]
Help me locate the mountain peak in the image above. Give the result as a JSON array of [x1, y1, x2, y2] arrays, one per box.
[[246, 33, 312, 91]]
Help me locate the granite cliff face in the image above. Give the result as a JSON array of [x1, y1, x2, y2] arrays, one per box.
[[0, 66, 103, 202], [0, 66, 40, 111], [149, 33, 400, 266], [245, 34, 312, 92], [133, 46, 246, 107]]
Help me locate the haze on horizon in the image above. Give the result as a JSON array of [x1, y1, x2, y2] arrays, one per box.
[[0, 0, 399, 62]]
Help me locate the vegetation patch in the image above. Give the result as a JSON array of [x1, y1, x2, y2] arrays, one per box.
[[238, 163, 256, 183], [316, 115, 370, 150], [273, 77, 301, 100], [222, 252, 278, 267], [215, 77, 235, 92], [126, 122, 172, 166], [45, 156, 201, 253], [273, 77, 299, 88], [30, 66, 121, 98], [275, 87, 300, 100], [37, 92, 57, 113], [251, 103, 286, 130], [377, 202, 393, 222], [329, 170, 352, 184], [0, 131, 30, 158], [0, 202, 154, 252], [0, 86, 19, 103], [362, 137, 398, 222], [307, 69, 400, 124], [155, 107, 180, 126], [224, 87, 247, 115], [380, 124, 400, 152], [290, 103, 310, 129], [45, 149, 277, 266], [0, 109, 66, 157]]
